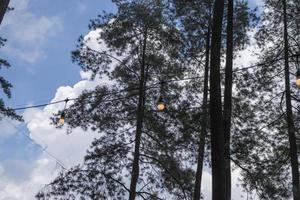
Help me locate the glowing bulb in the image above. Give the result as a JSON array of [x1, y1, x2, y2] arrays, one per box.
[[296, 78, 300, 87], [156, 95, 166, 111], [296, 69, 300, 87], [157, 103, 166, 111], [59, 117, 65, 125], [59, 112, 65, 125]]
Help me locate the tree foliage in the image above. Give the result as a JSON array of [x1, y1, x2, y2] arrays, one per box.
[[36, 0, 196, 199], [0, 1, 22, 121], [35, 0, 300, 199], [231, 0, 300, 199]]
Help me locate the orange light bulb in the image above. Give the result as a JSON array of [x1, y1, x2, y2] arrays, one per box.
[[157, 103, 166, 111]]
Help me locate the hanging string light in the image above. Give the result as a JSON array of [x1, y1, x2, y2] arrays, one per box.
[[12, 62, 287, 113], [157, 95, 166, 111], [59, 98, 69, 125], [156, 81, 166, 111], [58, 112, 65, 125]]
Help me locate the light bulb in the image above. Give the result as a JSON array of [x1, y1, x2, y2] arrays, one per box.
[[157, 103, 166, 111], [296, 69, 300, 87], [156, 95, 166, 111], [59, 117, 65, 125], [296, 78, 300, 87], [59, 112, 65, 125]]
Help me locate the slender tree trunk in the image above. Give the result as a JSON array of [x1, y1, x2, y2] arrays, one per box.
[[209, 0, 226, 199], [224, 0, 233, 199], [0, 0, 9, 25], [282, 0, 300, 199], [193, 26, 211, 200], [129, 30, 148, 200]]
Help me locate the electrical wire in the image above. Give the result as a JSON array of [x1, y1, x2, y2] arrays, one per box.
[[11, 58, 290, 112], [11, 75, 204, 111], [4, 118, 67, 170], [5, 55, 296, 171]]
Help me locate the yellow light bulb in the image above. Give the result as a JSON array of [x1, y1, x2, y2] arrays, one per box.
[[296, 78, 300, 87], [59, 117, 65, 125], [157, 103, 165, 111], [59, 112, 65, 125]]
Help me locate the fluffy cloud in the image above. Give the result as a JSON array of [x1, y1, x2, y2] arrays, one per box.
[[0, 29, 107, 199], [0, 70, 101, 199], [0, 0, 63, 63]]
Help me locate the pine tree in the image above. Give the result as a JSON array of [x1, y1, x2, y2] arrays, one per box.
[[282, 1, 300, 198], [223, 0, 234, 198], [36, 0, 191, 199], [171, 1, 213, 198], [208, 0, 255, 198], [209, 0, 226, 199], [168, 1, 256, 199], [231, 0, 300, 198], [36, 0, 259, 199]]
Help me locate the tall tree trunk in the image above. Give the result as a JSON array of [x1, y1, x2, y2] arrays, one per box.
[[193, 26, 211, 200], [224, 0, 233, 199], [282, 0, 300, 199], [209, 0, 226, 199], [129, 30, 148, 200], [0, 0, 9, 25]]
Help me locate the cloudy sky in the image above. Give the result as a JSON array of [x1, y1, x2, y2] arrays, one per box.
[[0, 0, 262, 199]]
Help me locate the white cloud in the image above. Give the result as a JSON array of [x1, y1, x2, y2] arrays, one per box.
[[0, 28, 131, 199], [0, 29, 111, 197], [0, 0, 63, 64], [0, 72, 102, 199], [83, 29, 106, 51]]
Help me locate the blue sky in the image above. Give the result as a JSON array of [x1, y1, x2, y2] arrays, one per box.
[[1, 0, 115, 107], [0, 0, 263, 199], [0, 1, 116, 197], [0, 0, 115, 159]]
